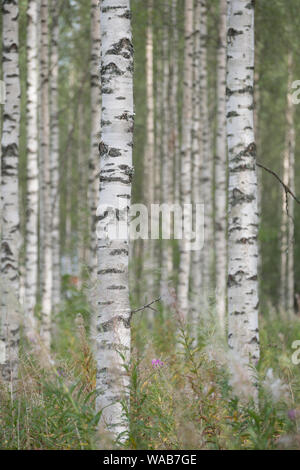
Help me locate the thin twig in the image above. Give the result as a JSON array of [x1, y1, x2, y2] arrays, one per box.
[[257, 162, 300, 205], [130, 297, 161, 318]]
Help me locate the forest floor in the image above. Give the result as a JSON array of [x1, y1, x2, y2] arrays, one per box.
[[1, 277, 300, 450]]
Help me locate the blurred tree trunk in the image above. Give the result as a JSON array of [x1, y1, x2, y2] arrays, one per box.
[[171, 0, 180, 206], [25, 0, 39, 339], [50, 0, 61, 312], [177, 0, 193, 320], [144, 0, 155, 295], [215, 0, 227, 331], [199, 0, 213, 304], [97, 0, 134, 438], [190, 0, 202, 327], [280, 52, 295, 318], [77, 100, 87, 287], [153, 54, 162, 294], [160, 0, 172, 296], [89, 0, 101, 348], [227, 0, 260, 371], [88, 0, 101, 282], [0, 0, 21, 390], [40, 0, 52, 351]]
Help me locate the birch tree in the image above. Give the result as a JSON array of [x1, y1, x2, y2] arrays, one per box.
[[40, 0, 52, 351], [160, 0, 172, 295], [0, 0, 21, 388], [226, 0, 260, 368], [89, 0, 101, 282], [190, 0, 202, 323], [25, 0, 39, 338], [199, 0, 214, 300], [215, 0, 227, 330], [97, 0, 134, 438], [280, 52, 295, 318], [171, 0, 180, 206], [177, 0, 193, 319], [144, 0, 155, 293], [50, 0, 61, 312]]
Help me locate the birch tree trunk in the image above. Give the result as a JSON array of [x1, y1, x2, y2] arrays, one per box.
[[199, 0, 214, 302], [89, 0, 101, 282], [40, 0, 52, 351], [144, 0, 155, 294], [97, 0, 134, 439], [227, 0, 260, 369], [171, 0, 180, 206], [50, 0, 61, 313], [89, 0, 101, 347], [25, 0, 39, 339], [0, 0, 21, 388], [160, 0, 172, 295], [215, 0, 227, 330], [280, 52, 295, 318], [177, 0, 193, 320], [190, 0, 202, 326]]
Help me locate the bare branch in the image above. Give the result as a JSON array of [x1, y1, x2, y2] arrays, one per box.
[[130, 297, 161, 319], [257, 162, 300, 206]]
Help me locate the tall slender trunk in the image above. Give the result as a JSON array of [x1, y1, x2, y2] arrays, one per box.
[[190, 0, 202, 326], [89, 0, 101, 282], [40, 0, 52, 351], [153, 55, 162, 293], [226, 0, 260, 369], [199, 0, 213, 302], [25, 0, 39, 338], [89, 0, 101, 348], [144, 0, 155, 293], [160, 0, 172, 295], [177, 0, 193, 319], [50, 0, 60, 313], [171, 0, 180, 207], [97, 0, 134, 438], [215, 0, 227, 330], [280, 52, 295, 318], [77, 100, 87, 284], [0, 0, 21, 388]]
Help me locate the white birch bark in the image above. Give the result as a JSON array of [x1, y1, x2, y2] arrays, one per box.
[[97, 0, 134, 439], [177, 0, 193, 320], [25, 0, 39, 339], [190, 0, 202, 325], [89, 0, 101, 347], [199, 0, 214, 300], [171, 0, 180, 206], [40, 0, 52, 351], [160, 0, 172, 295], [144, 0, 155, 294], [227, 0, 260, 367], [215, 0, 227, 330], [89, 0, 101, 282], [0, 0, 21, 388], [50, 0, 61, 313], [280, 52, 295, 317]]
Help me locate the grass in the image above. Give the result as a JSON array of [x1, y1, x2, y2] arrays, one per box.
[[1, 279, 300, 450]]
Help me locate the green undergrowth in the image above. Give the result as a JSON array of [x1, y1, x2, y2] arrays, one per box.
[[1, 284, 300, 450]]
